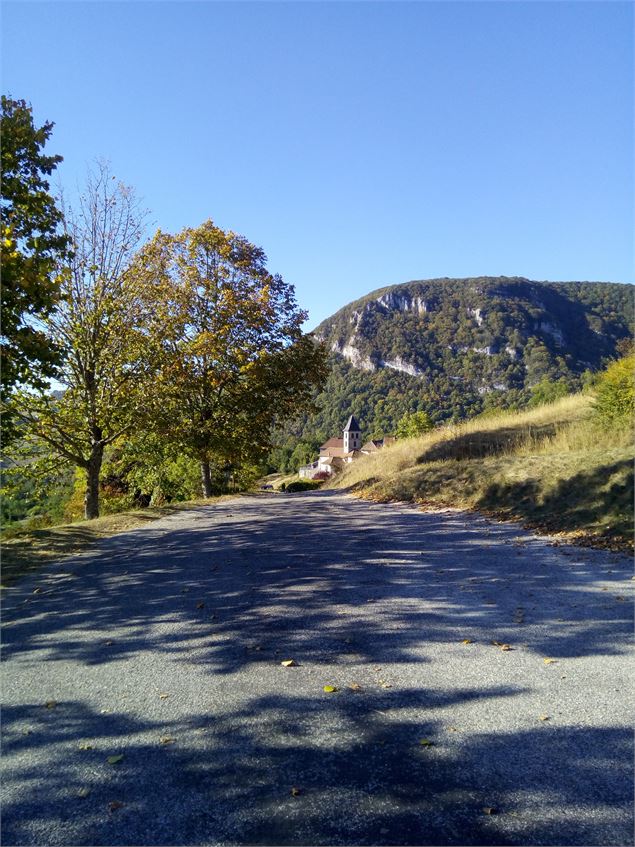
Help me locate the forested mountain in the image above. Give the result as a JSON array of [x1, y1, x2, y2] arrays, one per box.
[[272, 277, 633, 466]]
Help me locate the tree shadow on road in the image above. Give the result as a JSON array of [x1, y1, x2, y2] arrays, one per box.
[[1, 492, 633, 844], [2, 693, 632, 846], [3, 491, 631, 670]]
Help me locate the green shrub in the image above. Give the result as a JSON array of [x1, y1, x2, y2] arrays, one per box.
[[593, 355, 635, 430], [396, 410, 434, 439], [285, 479, 322, 492], [527, 376, 570, 408]]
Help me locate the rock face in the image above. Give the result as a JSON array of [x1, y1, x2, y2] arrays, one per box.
[[380, 356, 424, 377], [331, 339, 375, 371], [376, 291, 428, 315]]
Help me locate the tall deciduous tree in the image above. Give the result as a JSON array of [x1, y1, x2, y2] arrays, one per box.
[[134, 220, 328, 496], [1, 96, 70, 441], [10, 162, 149, 519]]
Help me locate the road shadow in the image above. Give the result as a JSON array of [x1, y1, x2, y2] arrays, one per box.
[[1, 492, 633, 844], [2, 693, 632, 845]]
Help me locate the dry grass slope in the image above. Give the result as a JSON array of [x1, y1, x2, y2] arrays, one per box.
[[327, 395, 634, 550]]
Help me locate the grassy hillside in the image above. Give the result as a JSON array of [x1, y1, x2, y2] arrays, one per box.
[[326, 394, 634, 550]]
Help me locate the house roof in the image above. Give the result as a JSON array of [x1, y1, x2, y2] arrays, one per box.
[[321, 455, 345, 466], [361, 440, 382, 452], [321, 446, 348, 459], [320, 437, 343, 452], [343, 415, 361, 433], [320, 438, 344, 450]]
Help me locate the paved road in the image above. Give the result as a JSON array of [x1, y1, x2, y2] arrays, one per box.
[[1, 491, 633, 846]]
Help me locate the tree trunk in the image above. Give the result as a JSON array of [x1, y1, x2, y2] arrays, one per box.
[[84, 443, 104, 520], [200, 460, 213, 498]]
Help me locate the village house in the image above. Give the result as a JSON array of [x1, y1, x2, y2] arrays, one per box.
[[299, 416, 396, 479]]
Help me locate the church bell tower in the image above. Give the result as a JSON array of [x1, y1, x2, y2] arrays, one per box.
[[343, 415, 361, 453]]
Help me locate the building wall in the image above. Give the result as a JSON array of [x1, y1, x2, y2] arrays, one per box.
[[343, 429, 361, 452]]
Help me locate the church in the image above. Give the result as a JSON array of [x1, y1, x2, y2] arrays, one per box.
[[299, 416, 395, 478]]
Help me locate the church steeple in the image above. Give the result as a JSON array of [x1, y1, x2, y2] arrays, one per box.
[[343, 415, 361, 453]]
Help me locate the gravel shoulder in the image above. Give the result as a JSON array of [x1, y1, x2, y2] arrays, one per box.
[[1, 491, 633, 846]]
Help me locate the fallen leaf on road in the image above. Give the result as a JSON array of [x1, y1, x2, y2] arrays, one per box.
[[159, 693, 170, 699], [323, 685, 338, 693], [44, 700, 57, 709], [196, 602, 205, 609], [378, 681, 392, 689], [543, 658, 557, 665], [348, 682, 363, 691], [482, 806, 497, 815], [492, 641, 512, 651], [447, 726, 459, 732], [539, 715, 550, 721], [461, 639, 474, 644], [159, 736, 175, 745], [290, 787, 302, 796], [78, 742, 94, 750], [418, 739, 434, 747], [281, 659, 297, 667], [107, 754, 124, 765], [77, 787, 91, 798], [108, 801, 124, 812], [33, 587, 42, 594]]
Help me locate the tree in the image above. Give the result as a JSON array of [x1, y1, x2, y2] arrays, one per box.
[[396, 410, 434, 439], [133, 220, 328, 496], [288, 438, 322, 471], [527, 376, 570, 408], [1, 96, 70, 441], [9, 162, 149, 519], [593, 355, 635, 430]]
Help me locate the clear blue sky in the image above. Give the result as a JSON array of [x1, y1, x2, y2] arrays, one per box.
[[3, 1, 633, 328]]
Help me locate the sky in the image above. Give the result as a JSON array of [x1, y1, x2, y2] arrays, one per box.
[[2, 1, 633, 329]]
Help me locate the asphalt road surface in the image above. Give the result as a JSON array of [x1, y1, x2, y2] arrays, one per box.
[[1, 491, 633, 846]]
